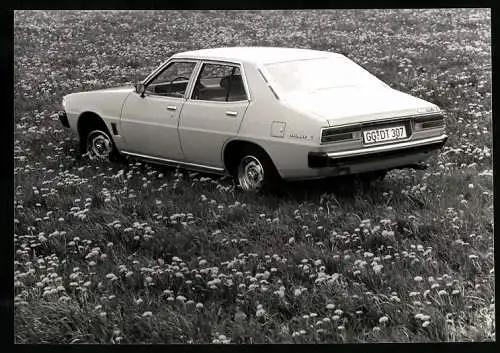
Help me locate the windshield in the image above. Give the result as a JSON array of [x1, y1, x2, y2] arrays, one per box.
[[264, 56, 385, 95]]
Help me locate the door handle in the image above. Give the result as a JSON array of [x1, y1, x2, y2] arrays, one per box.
[[226, 111, 238, 117], [166, 106, 177, 111]]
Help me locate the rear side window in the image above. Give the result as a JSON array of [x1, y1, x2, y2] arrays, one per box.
[[191, 63, 248, 102]]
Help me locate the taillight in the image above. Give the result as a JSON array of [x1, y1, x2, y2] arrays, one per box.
[[414, 114, 445, 131], [321, 125, 361, 144]]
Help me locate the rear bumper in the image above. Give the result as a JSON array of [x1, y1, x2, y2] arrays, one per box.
[[58, 111, 70, 128], [308, 134, 448, 168]]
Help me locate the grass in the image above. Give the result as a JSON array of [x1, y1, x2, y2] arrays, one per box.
[[13, 9, 494, 343]]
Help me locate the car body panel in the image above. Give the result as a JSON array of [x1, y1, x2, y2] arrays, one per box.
[[119, 92, 186, 160], [226, 63, 326, 178], [179, 100, 249, 167], [64, 87, 133, 132]]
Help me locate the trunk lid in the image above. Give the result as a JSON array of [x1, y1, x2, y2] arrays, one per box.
[[284, 86, 438, 127]]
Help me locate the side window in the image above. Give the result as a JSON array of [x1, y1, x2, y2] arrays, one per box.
[[145, 61, 196, 98], [191, 63, 248, 102]]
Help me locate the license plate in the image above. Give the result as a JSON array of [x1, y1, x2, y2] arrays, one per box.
[[363, 125, 407, 144]]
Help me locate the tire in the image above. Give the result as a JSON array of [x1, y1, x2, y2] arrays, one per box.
[[82, 128, 121, 162], [235, 148, 281, 192]]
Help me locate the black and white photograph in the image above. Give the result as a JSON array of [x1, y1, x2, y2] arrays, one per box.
[[13, 9, 493, 343]]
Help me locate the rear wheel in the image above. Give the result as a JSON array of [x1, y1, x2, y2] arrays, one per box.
[[235, 148, 280, 192]]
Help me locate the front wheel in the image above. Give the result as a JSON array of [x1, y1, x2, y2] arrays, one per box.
[[84, 129, 120, 161], [236, 149, 280, 192]]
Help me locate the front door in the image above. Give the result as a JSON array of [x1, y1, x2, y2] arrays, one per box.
[[179, 62, 250, 168], [120, 60, 198, 160]]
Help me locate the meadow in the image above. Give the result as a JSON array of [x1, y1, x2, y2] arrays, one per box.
[[13, 9, 494, 343]]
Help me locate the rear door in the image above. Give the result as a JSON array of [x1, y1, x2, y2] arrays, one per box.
[[178, 62, 250, 168]]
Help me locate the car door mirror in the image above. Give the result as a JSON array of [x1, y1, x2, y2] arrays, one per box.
[[135, 82, 146, 97]]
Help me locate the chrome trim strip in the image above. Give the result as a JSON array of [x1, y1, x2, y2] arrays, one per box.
[[144, 56, 253, 102], [141, 61, 168, 85], [325, 134, 448, 158], [324, 112, 443, 129], [257, 64, 282, 100], [183, 61, 203, 100], [185, 99, 249, 104], [257, 68, 268, 83], [142, 59, 199, 86], [121, 151, 226, 173]]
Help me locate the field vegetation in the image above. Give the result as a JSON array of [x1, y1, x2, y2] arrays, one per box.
[[13, 9, 493, 343]]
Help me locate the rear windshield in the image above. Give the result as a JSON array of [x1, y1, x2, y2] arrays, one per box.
[[264, 56, 385, 95]]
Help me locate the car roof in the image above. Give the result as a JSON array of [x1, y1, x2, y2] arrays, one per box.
[[172, 46, 343, 65]]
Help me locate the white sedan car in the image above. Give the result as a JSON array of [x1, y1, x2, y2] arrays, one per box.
[[58, 47, 447, 191]]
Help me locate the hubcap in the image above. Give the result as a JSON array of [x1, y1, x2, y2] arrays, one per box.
[[86, 130, 112, 160], [238, 156, 264, 191]]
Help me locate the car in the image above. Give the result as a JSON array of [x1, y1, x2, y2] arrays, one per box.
[[58, 46, 448, 191]]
